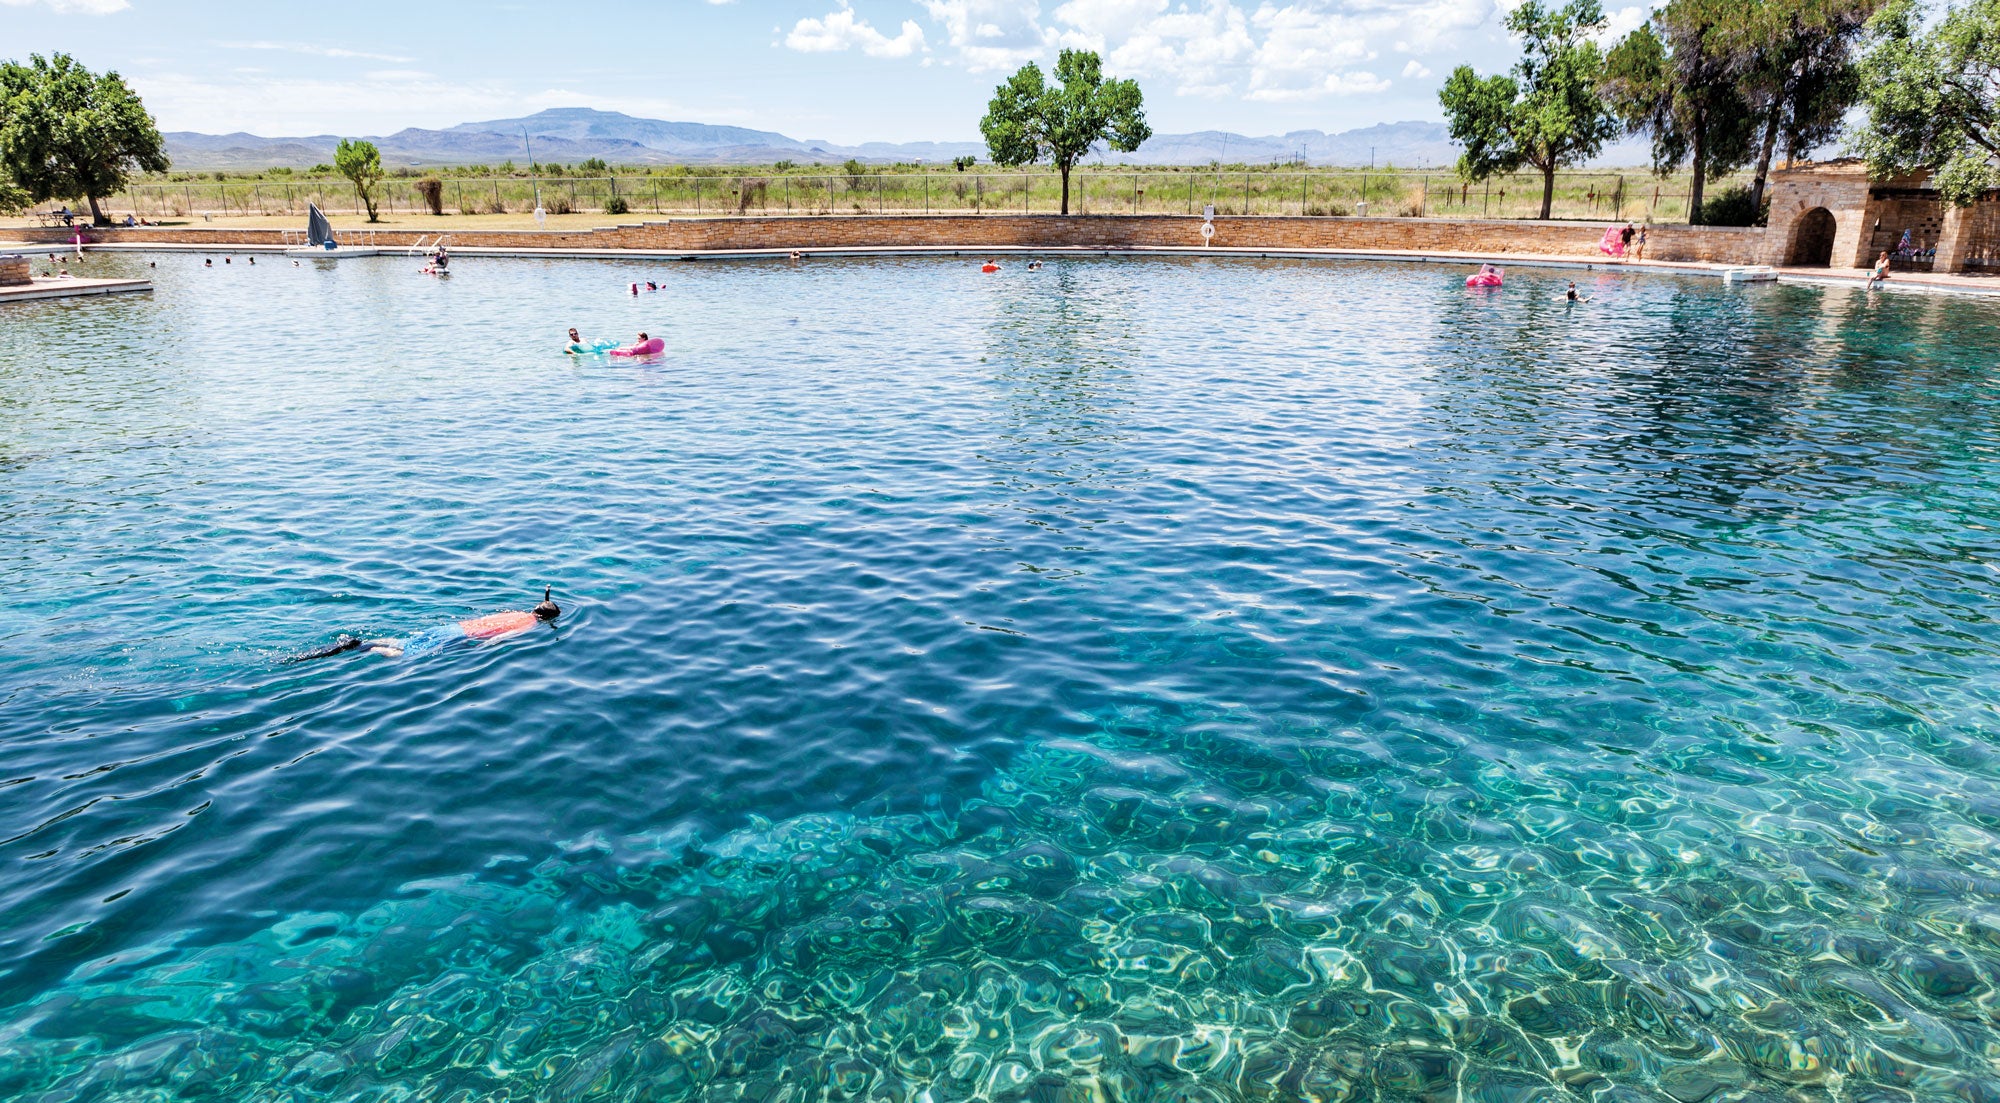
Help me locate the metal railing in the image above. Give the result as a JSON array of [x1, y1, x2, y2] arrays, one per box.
[[105, 171, 1745, 225]]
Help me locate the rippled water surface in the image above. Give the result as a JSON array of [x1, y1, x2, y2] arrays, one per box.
[[4, 251, 2000, 1101]]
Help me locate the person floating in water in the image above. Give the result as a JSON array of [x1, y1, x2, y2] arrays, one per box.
[[565, 327, 614, 354], [1564, 281, 1591, 303], [286, 588, 561, 662]]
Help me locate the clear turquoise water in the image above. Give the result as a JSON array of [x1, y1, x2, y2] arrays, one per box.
[[3, 251, 2000, 1101]]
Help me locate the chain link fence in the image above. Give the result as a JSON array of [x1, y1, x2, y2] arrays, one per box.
[[106, 170, 1741, 225]]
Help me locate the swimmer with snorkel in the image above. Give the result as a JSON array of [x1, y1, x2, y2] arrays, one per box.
[[286, 587, 561, 662]]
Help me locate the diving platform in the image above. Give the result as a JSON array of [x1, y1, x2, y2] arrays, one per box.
[[0, 275, 151, 303]]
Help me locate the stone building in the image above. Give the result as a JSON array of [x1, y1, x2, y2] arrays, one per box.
[[1764, 160, 2000, 272]]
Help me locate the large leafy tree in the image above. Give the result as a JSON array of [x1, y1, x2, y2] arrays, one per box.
[[1602, 0, 1759, 224], [1724, 0, 1880, 214], [1855, 0, 2000, 207], [1438, 0, 1620, 219], [981, 49, 1150, 216], [0, 53, 168, 227], [335, 138, 385, 223]]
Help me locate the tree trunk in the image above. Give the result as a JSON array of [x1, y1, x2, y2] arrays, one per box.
[[1696, 121, 1712, 223], [1059, 162, 1071, 216], [1539, 164, 1555, 220], [1688, 105, 1709, 225], [1749, 106, 1780, 222], [87, 193, 107, 227]]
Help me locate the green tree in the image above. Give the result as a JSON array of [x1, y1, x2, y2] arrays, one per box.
[[981, 49, 1150, 215], [1719, 0, 1879, 215], [1438, 0, 1619, 219], [335, 137, 384, 222], [1855, 0, 2000, 207], [0, 53, 168, 226], [1602, 0, 1758, 223]]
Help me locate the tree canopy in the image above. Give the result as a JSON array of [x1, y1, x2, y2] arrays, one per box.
[[335, 138, 385, 223], [1438, 0, 1620, 219], [1725, 0, 1880, 212], [1602, 0, 1759, 224], [0, 53, 167, 226], [981, 49, 1150, 216], [1855, 0, 2000, 206]]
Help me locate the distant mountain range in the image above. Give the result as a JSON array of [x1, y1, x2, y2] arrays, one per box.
[[163, 107, 1648, 170]]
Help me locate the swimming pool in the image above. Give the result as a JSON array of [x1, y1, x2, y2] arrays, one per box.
[[3, 251, 1999, 1100]]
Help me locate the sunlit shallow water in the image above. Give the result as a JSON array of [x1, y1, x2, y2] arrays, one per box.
[[3, 251, 2000, 1101]]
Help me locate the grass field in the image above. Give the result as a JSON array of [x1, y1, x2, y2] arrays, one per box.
[[8, 167, 1746, 229]]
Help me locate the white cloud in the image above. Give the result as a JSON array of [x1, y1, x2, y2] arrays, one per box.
[[921, 0, 1056, 70], [786, 6, 928, 58], [216, 41, 417, 63], [0, 0, 128, 12], [1597, 4, 1647, 43], [900, 0, 1501, 101]]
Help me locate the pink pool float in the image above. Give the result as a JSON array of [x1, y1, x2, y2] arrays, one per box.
[[1466, 264, 1504, 288], [610, 335, 666, 357]]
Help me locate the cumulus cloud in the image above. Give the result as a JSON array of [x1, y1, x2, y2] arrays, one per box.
[[0, 0, 129, 12], [787, 5, 928, 58], [889, 0, 1505, 100], [922, 0, 1057, 70]]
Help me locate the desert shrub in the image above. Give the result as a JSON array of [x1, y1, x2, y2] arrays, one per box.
[[415, 177, 444, 215], [1698, 185, 1768, 227], [546, 195, 573, 215], [605, 195, 629, 215], [484, 197, 508, 215], [736, 178, 768, 213]]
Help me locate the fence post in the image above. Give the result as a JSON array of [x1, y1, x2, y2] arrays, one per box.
[[925, 176, 930, 214], [1421, 177, 1428, 218], [697, 178, 703, 215], [1301, 173, 1307, 215], [1483, 178, 1490, 218], [1244, 173, 1251, 215], [878, 175, 883, 213]]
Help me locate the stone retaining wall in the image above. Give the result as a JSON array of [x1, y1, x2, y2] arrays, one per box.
[[10, 214, 1767, 264], [0, 255, 29, 286]]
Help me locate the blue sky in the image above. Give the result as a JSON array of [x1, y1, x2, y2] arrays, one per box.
[[0, 0, 1650, 141]]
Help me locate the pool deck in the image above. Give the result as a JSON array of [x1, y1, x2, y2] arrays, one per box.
[[33, 237, 2000, 298], [0, 274, 152, 303]]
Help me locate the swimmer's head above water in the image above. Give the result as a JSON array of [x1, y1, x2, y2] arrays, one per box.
[[534, 586, 561, 621]]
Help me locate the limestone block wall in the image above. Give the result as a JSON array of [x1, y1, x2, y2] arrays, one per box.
[[10, 213, 1767, 265], [0, 255, 29, 286], [1934, 195, 2000, 271], [1764, 168, 1874, 267]]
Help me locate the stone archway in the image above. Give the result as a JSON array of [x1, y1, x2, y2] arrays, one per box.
[[1789, 207, 1838, 267]]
